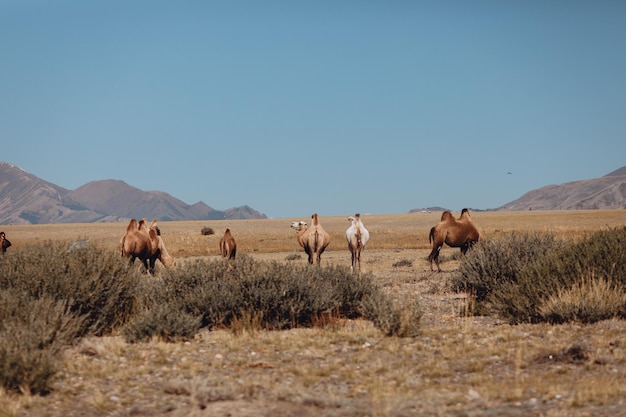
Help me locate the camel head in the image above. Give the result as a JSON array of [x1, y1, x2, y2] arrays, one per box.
[[291, 221, 308, 231]]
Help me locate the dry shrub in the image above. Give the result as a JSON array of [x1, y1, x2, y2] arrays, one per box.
[[0, 290, 86, 394], [0, 241, 140, 336], [0, 243, 141, 394], [200, 227, 215, 236], [539, 276, 626, 324], [360, 292, 422, 337], [487, 227, 626, 324], [140, 255, 381, 332], [122, 304, 202, 343], [392, 259, 413, 268], [452, 232, 564, 304]]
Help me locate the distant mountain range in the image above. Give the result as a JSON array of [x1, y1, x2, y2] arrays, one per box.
[[499, 166, 626, 211], [0, 162, 267, 225], [408, 166, 626, 213], [2, 162, 624, 225]]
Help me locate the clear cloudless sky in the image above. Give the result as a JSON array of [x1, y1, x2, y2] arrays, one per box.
[[2, 1, 625, 219]]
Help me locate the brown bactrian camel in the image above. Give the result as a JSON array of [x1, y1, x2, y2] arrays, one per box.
[[346, 214, 370, 272], [428, 208, 480, 272], [295, 214, 331, 264], [0, 231, 11, 253], [219, 228, 237, 259], [120, 218, 175, 274]]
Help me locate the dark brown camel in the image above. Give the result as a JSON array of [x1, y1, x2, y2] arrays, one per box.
[[219, 228, 237, 259], [428, 208, 480, 272], [0, 231, 11, 253]]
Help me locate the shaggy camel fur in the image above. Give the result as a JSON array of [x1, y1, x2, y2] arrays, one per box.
[[0, 231, 11, 253], [346, 214, 370, 272], [219, 228, 237, 259], [120, 218, 175, 274], [428, 208, 480, 272], [296, 214, 331, 265]]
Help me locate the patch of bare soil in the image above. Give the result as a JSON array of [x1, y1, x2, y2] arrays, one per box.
[[7, 249, 626, 417]]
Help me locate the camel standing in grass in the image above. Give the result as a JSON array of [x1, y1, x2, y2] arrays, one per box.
[[346, 214, 370, 272], [219, 228, 237, 259], [120, 218, 175, 274], [428, 208, 480, 272], [0, 231, 11, 253], [294, 214, 330, 264]]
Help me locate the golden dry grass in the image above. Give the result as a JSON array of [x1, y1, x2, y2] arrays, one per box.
[[1, 209, 626, 417]]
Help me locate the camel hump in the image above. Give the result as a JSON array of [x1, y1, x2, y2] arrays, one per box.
[[459, 209, 472, 220], [355, 213, 361, 219], [441, 211, 454, 221], [312, 213, 319, 226], [149, 228, 158, 240], [127, 219, 138, 232]]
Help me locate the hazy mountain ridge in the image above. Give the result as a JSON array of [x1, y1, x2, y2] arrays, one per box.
[[499, 168, 626, 211], [0, 162, 267, 225]]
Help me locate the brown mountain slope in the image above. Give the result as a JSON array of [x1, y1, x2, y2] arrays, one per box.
[[500, 167, 626, 210], [0, 162, 267, 224]]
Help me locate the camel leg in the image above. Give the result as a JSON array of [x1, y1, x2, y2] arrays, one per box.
[[428, 247, 442, 272]]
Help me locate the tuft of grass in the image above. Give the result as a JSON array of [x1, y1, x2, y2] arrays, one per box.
[[539, 276, 626, 324], [392, 259, 413, 268]]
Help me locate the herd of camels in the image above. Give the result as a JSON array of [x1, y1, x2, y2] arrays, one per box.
[[0, 209, 481, 274]]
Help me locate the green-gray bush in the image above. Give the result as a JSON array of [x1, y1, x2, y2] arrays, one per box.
[[0, 241, 141, 336], [451, 232, 565, 304], [122, 304, 202, 343], [494, 227, 626, 324], [0, 289, 86, 394], [141, 255, 384, 331]]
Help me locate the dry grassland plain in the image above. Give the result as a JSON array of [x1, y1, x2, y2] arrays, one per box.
[[2, 210, 626, 417]]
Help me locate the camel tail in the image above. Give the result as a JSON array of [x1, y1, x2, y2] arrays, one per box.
[[356, 228, 362, 248], [429, 227, 435, 244], [314, 229, 320, 251]]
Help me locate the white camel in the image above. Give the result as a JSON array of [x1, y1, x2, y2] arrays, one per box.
[[346, 213, 370, 272]]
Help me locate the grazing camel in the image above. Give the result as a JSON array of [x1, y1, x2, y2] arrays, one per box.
[[428, 208, 480, 272], [219, 228, 237, 259], [346, 213, 370, 272], [120, 218, 175, 274], [294, 214, 330, 265], [0, 231, 11, 253]]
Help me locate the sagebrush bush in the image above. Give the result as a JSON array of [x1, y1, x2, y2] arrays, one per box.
[[494, 227, 626, 324], [122, 304, 202, 343], [0, 290, 86, 394], [136, 255, 398, 333], [0, 241, 141, 336], [361, 292, 422, 337], [451, 232, 565, 304]]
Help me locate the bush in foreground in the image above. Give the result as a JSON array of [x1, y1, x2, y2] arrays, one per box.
[[125, 255, 420, 340], [454, 228, 626, 324], [0, 241, 140, 336], [494, 227, 626, 324], [0, 290, 86, 394]]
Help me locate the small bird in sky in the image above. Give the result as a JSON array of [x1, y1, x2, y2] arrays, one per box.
[[507, 172, 512, 175]]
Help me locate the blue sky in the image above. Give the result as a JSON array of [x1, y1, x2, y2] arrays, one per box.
[[2, 1, 625, 219]]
